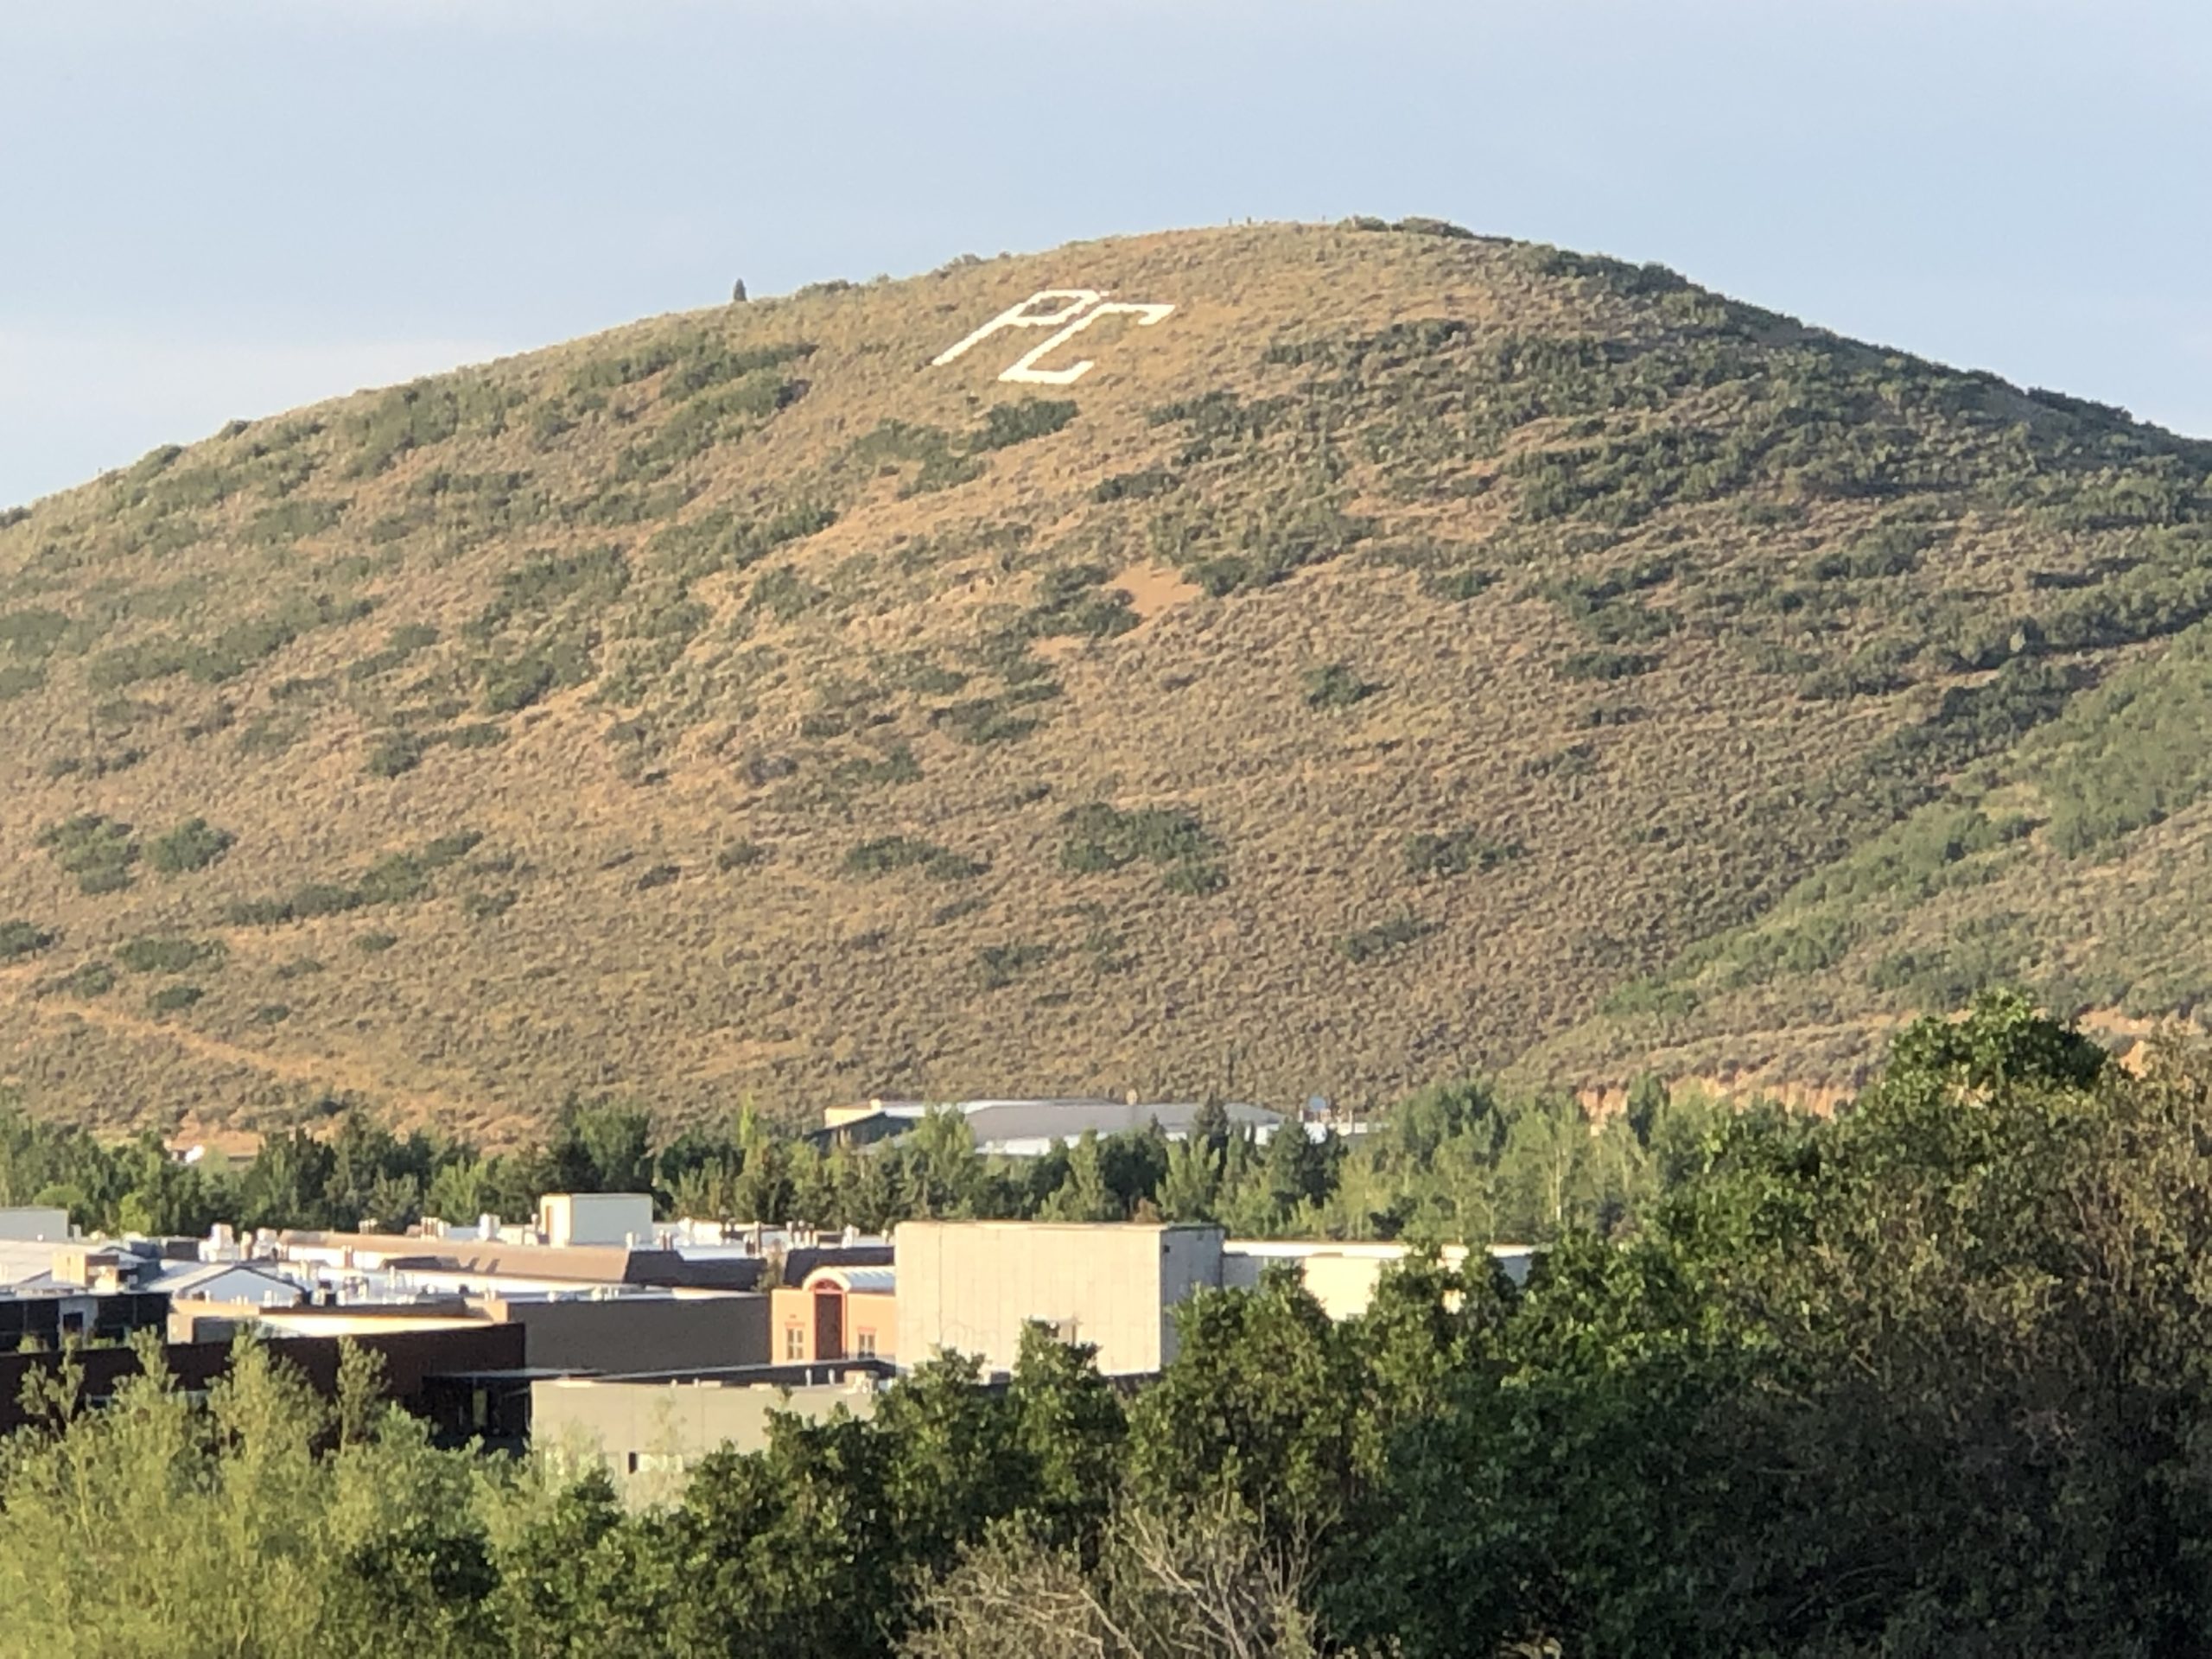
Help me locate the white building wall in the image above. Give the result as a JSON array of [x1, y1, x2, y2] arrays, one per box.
[[1223, 1241, 1535, 1317], [537, 1193, 654, 1248]]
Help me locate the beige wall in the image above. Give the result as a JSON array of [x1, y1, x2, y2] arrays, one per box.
[[1223, 1242, 1533, 1318], [533, 1376, 880, 1505], [769, 1287, 896, 1363], [894, 1222, 1223, 1376]]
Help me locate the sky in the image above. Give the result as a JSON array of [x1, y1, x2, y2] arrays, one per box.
[[3, 0, 2207, 508]]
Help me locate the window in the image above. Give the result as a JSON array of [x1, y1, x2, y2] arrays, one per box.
[[855, 1329, 877, 1357], [785, 1325, 806, 1360]]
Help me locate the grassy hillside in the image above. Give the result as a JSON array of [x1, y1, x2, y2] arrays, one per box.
[[3, 219, 2209, 1142]]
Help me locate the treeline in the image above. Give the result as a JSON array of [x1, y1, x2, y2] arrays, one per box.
[[0, 1077, 1725, 1245], [8, 993, 2212, 1656]]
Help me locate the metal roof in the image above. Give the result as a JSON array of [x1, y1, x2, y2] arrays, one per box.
[[804, 1266, 895, 1294]]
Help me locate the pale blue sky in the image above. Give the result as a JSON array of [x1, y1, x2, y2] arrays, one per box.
[[3, 0, 2206, 508]]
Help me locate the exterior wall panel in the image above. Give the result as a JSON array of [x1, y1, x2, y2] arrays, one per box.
[[894, 1222, 1224, 1376]]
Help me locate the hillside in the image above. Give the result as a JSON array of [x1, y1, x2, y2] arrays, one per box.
[[3, 219, 2210, 1143]]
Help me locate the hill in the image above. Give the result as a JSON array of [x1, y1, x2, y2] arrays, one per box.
[[3, 219, 2210, 1143]]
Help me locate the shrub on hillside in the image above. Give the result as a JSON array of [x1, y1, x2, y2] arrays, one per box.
[[1027, 566, 1137, 640], [1558, 650, 1657, 682], [1304, 663, 1378, 709], [1059, 803, 1226, 895], [1393, 216, 1476, 238], [462, 890, 517, 922], [977, 942, 1050, 989], [971, 400, 1077, 452], [715, 840, 768, 871], [1404, 830, 1523, 880], [1340, 915, 1439, 963], [843, 836, 985, 882], [116, 937, 225, 976], [1091, 467, 1177, 504], [0, 921, 55, 962], [365, 731, 425, 778], [36, 815, 138, 895], [147, 817, 235, 876], [42, 961, 115, 999]]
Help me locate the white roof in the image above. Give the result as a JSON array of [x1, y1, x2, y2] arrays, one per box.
[[144, 1262, 306, 1306]]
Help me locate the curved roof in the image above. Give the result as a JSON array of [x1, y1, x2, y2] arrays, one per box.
[[803, 1266, 895, 1294]]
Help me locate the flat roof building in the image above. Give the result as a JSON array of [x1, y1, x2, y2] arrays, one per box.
[[532, 1361, 892, 1504], [895, 1220, 1223, 1376], [769, 1265, 895, 1364], [897, 1223, 1543, 1377], [818, 1098, 1287, 1156]]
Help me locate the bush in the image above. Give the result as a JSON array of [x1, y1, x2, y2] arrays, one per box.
[[1558, 650, 1657, 682], [1404, 830, 1522, 880], [462, 891, 517, 922], [1161, 861, 1229, 897], [1027, 566, 1137, 640], [36, 815, 137, 894], [147, 983, 204, 1015], [480, 655, 559, 715], [116, 937, 225, 976], [935, 697, 1042, 746], [226, 838, 456, 926], [716, 840, 768, 871], [843, 836, 985, 881], [978, 942, 1050, 989], [442, 721, 507, 751], [365, 731, 426, 778], [1394, 215, 1476, 238], [1060, 804, 1219, 872], [971, 400, 1078, 452], [0, 921, 55, 962], [1813, 525, 1929, 581], [1303, 663, 1378, 709], [45, 961, 115, 999], [147, 817, 235, 876], [1091, 467, 1177, 504], [353, 932, 398, 954], [747, 566, 825, 623], [1340, 915, 1439, 963]]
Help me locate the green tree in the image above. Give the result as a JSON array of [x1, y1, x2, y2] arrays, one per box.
[[1126, 1268, 1366, 1547]]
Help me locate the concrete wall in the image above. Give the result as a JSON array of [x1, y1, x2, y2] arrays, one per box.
[[533, 1374, 881, 1505], [895, 1222, 1224, 1376], [538, 1193, 654, 1248], [0, 1207, 70, 1242]]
